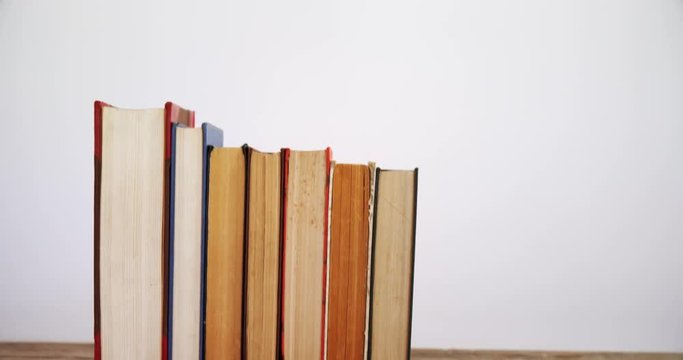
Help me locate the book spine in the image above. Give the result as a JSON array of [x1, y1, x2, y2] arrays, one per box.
[[405, 169, 418, 359], [362, 163, 376, 360], [161, 108, 171, 360], [200, 124, 223, 360], [93, 100, 109, 360], [167, 125, 180, 360], [162, 103, 195, 360], [279, 148, 290, 359], [199, 144, 212, 360], [319, 148, 332, 360], [365, 167, 382, 360], [241, 145, 251, 360]]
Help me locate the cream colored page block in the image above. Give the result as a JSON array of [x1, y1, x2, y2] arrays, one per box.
[[370, 171, 415, 360], [246, 151, 281, 360], [283, 151, 328, 360], [100, 108, 165, 360], [172, 128, 203, 359]]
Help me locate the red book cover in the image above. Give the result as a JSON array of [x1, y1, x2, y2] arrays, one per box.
[[93, 101, 194, 360]]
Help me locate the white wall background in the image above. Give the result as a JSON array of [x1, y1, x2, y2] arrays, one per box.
[[1, 0, 682, 352]]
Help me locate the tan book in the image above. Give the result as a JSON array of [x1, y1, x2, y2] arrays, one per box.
[[205, 146, 247, 360], [368, 168, 418, 360], [281, 148, 332, 360], [326, 164, 372, 360], [244, 148, 282, 360]]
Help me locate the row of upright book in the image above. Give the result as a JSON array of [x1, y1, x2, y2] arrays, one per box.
[[93, 101, 418, 360]]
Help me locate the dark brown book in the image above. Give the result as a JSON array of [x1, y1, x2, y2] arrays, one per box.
[[93, 101, 194, 360], [326, 164, 372, 360], [367, 168, 418, 360]]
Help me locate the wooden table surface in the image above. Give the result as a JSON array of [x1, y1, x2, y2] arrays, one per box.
[[0, 343, 681, 360]]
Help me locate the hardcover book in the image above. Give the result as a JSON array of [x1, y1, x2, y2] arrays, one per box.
[[199, 124, 224, 360], [205, 145, 248, 360], [367, 168, 418, 360], [167, 123, 223, 360], [244, 148, 282, 360], [94, 101, 194, 360], [326, 163, 372, 360], [280, 148, 332, 360]]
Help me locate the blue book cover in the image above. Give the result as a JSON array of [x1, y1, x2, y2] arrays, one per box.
[[199, 123, 223, 360]]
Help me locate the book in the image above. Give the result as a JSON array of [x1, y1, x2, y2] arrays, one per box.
[[367, 168, 418, 360], [94, 101, 194, 360], [204, 146, 248, 360], [326, 164, 372, 360], [363, 162, 377, 358], [167, 123, 223, 360], [243, 148, 282, 360], [199, 124, 224, 360], [281, 148, 332, 360]]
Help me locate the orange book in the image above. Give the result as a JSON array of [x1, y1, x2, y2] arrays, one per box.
[[204, 146, 248, 360], [326, 164, 372, 360]]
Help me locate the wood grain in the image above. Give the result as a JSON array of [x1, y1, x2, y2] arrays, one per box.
[[1, 344, 680, 360], [412, 349, 683, 360], [0, 343, 92, 359]]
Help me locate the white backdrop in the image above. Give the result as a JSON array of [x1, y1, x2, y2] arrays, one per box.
[[1, 0, 682, 352]]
